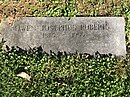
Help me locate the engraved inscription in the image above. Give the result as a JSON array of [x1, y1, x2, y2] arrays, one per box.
[[43, 33, 56, 38], [80, 21, 109, 30], [41, 25, 77, 31], [12, 21, 110, 32], [71, 32, 86, 38], [11, 20, 111, 44], [13, 25, 37, 32]]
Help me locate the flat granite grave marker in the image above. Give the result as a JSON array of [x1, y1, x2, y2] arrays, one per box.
[[0, 17, 126, 56]]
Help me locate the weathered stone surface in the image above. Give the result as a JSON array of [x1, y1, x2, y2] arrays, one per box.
[[0, 17, 126, 56]]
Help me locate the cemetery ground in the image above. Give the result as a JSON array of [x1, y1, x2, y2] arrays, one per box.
[[0, 0, 130, 97]]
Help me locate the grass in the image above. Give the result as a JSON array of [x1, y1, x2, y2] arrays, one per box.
[[0, 48, 130, 97]]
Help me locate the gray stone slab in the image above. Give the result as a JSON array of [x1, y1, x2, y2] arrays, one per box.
[[0, 17, 126, 56]]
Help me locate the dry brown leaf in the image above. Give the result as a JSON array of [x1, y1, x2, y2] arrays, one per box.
[[17, 72, 31, 81], [128, 31, 130, 41], [7, 16, 16, 25]]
